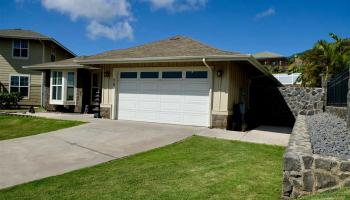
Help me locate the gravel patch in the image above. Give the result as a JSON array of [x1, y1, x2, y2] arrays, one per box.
[[307, 113, 350, 159]]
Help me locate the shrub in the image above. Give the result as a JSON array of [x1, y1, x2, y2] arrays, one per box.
[[0, 92, 23, 109]]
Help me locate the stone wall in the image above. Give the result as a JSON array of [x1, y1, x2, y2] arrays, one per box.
[[325, 106, 347, 121], [100, 107, 111, 119], [279, 87, 324, 117], [282, 115, 350, 199]]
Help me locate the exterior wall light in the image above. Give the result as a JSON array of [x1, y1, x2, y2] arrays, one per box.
[[217, 70, 223, 77]]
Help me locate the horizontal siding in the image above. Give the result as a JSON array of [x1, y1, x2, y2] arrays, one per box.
[[1, 83, 41, 106]]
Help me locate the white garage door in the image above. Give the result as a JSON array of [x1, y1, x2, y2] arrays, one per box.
[[117, 70, 210, 126]]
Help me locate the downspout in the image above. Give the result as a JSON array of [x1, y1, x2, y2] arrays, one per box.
[[202, 58, 214, 128]]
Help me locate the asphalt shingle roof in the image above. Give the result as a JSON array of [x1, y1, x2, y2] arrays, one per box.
[[253, 51, 285, 59], [0, 29, 76, 56], [0, 29, 50, 40], [83, 35, 242, 61]]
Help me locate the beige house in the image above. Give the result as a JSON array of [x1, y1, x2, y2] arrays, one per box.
[[26, 36, 280, 129], [0, 29, 75, 106]]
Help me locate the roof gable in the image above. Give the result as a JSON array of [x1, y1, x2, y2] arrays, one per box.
[[0, 29, 76, 56]]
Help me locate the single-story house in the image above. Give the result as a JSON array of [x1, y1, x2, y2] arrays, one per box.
[[25, 36, 281, 129]]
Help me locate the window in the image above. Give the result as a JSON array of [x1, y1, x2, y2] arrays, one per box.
[[66, 72, 75, 101], [10, 75, 30, 98], [51, 48, 56, 62], [51, 71, 63, 100], [13, 40, 29, 58], [186, 71, 208, 79], [120, 72, 137, 79], [140, 72, 159, 79], [162, 71, 182, 79]]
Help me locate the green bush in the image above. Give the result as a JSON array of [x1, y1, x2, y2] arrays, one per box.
[[0, 92, 23, 109]]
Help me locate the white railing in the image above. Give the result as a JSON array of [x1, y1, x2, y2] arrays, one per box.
[[273, 73, 301, 85]]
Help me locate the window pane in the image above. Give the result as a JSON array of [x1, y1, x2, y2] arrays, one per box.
[[21, 40, 28, 48], [10, 87, 19, 93], [140, 72, 159, 79], [67, 72, 74, 86], [162, 71, 182, 79], [57, 86, 62, 100], [11, 76, 19, 86], [20, 87, 28, 97], [186, 71, 208, 79], [120, 72, 137, 79], [67, 87, 74, 101], [13, 40, 20, 48], [57, 72, 63, 85], [13, 49, 20, 57], [20, 76, 29, 86], [52, 86, 57, 100], [21, 49, 28, 57]]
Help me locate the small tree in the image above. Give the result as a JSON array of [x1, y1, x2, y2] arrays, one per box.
[[290, 33, 350, 87]]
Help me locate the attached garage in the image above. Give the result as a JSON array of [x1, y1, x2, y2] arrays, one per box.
[[117, 69, 210, 126], [27, 35, 281, 130]]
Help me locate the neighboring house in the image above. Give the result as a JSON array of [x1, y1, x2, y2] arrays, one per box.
[[273, 73, 301, 85], [25, 36, 280, 129], [253, 51, 289, 73], [0, 29, 76, 106]]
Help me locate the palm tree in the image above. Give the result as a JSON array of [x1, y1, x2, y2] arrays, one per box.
[[292, 33, 350, 86]]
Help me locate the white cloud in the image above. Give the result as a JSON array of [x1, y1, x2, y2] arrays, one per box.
[[15, 0, 208, 40], [40, 0, 133, 40], [255, 8, 276, 19], [87, 21, 133, 40], [145, 0, 208, 12]]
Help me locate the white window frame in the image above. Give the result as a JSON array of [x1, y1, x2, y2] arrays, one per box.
[[9, 74, 31, 99], [50, 70, 77, 105], [12, 39, 29, 59]]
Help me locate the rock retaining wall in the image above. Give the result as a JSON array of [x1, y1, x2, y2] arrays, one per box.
[[279, 87, 324, 117], [325, 106, 347, 121], [282, 115, 350, 199]]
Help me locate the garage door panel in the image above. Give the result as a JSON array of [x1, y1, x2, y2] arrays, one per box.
[[183, 103, 209, 113], [118, 71, 209, 126], [160, 102, 182, 112], [138, 101, 160, 110], [159, 82, 182, 91], [119, 82, 138, 92], [140, 81, 158, 90], [160, 94, 184, 102]]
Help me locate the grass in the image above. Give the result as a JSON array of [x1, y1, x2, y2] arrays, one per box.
[[0, 115, 85, 140], [0, 136, 285, 200], [300, 188, 350, 200]]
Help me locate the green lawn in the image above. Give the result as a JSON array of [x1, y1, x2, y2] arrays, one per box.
[[0, 136, 285, 200], [0, 115, 85, 140], [301, 188, 350, 200]]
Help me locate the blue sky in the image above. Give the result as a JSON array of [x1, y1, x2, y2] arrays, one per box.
[[1, 0, 349, 57]]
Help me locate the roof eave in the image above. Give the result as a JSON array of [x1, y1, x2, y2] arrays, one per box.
[[23, 65, 98, 70], [76, 55, 251, 65]]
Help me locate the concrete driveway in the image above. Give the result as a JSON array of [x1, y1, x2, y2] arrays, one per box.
[[0, 117, 200, 189]]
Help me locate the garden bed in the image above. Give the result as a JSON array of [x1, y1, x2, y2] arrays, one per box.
[[282, 114, 350, 199], [308, 113, 350, 159]]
